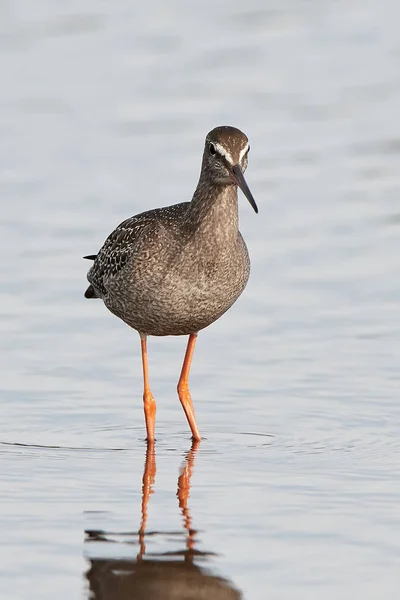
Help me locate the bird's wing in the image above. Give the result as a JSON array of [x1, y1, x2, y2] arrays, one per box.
[[85, 203, 190, 297], [86, 214, 155, 296]]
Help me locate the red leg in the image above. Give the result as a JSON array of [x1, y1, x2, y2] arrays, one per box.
[[140, 334, 156, 442], [177, 333, 201, 441]]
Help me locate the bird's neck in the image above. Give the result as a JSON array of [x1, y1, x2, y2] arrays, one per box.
[[187, 178, 239, 243]]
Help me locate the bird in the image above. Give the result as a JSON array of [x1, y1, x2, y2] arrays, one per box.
[[84, 126, 258, 443]]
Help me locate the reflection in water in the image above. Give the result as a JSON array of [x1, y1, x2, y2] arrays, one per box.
[[84, 442, 242, 599]]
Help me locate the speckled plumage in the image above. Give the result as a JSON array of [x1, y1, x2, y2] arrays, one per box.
[[85, 126, 257, 337]]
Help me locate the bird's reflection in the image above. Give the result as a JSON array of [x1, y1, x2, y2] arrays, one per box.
[[84, 441, 242, 599]]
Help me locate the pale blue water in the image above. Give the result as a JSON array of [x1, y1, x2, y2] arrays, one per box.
[[1, 1, 400, 599]]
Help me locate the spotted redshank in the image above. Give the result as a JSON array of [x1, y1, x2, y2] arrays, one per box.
[[84, 126, 258, 442]]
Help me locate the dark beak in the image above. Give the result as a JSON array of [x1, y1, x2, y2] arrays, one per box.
[[229, 164, 258, 213]]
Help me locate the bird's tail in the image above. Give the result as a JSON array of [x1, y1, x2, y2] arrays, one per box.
[[84, 285, 98, 299], [83, 255, 99, 298]]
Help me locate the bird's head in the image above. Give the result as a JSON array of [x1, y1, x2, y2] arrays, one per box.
[[202, 126, 258, 213]]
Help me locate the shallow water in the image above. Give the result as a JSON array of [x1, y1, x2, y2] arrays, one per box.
[[1, 1, 400, 598]]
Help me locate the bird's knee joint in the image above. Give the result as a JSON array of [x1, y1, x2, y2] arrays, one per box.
[[177, 381, 188, 394], [143, 392, 156, 410]]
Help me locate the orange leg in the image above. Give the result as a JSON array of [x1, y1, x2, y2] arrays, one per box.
[[177, 333, 201, 441], [140, 334, 156, 442]]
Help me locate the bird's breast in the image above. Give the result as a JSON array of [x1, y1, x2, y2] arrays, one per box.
[[103, 230, 250, 336]]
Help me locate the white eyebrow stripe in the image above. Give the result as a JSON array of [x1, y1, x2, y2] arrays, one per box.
[[214, 142, 233, 165], [239, 144, 249, 163]]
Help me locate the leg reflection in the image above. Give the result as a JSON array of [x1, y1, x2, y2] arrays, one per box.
[[85, 440, 242, 599], [138, 441, 156, 560], [138, 440, 200, 560], [177, 440, 200, 557]]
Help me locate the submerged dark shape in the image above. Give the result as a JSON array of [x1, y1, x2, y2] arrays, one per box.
[[84, 126, 258, 441]]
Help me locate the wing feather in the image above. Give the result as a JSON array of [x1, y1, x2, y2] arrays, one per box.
[[85, 203, 189, 298]]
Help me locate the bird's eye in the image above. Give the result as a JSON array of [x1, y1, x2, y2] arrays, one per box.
[[209, 143, 216, 156]]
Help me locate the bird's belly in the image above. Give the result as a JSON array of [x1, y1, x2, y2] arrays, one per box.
[[104, 260, 249, 336]]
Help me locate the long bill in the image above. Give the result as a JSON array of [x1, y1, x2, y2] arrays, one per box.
[[229, 164, 258, 214]]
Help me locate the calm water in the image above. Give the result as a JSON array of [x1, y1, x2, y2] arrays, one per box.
[[1, 1, 400, 598]]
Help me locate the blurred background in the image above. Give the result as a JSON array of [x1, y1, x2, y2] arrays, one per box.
[[1, 1, 400, 599]]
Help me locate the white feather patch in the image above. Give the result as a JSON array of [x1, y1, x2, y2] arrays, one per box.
[[239, 144, 249, 163], [214, 142, 233, 165]]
